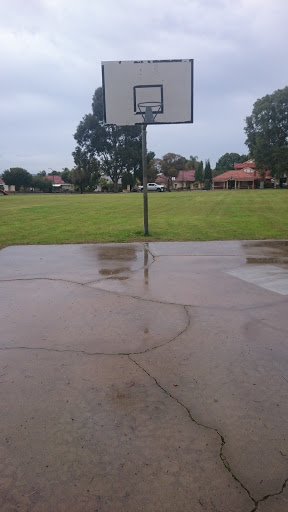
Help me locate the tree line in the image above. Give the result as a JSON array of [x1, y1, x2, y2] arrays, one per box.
[[2, 85, 287, 192], [0, 155, 224, 193]]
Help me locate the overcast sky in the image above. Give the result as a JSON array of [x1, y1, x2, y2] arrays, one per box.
[[1, 0, 288, 173]]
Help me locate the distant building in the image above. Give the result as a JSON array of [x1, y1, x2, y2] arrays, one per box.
[[212, 160, 272, 190], [173, 170, 195, 190], [155, 173, 168, 187], [45, 175, 74, 191], [0, 177, 15, 193], [155, 170, 196, 190]]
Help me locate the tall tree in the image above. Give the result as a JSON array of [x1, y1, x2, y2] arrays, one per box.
[[244, 86, 288, 177], [147, 156, 162, 182], [2, 168, 32, 191], [204, 159, 212, 189], [215, 153, 248, 175], [71, 168, 90, 194], [185, 155, 198, 169], [194, 160, 204, 183], [61, 168, 72, 183], [32, 176, 53, 193], [72, 150, 99, 193], [73, 87, 142, 192], [161, 153, 186, 191]]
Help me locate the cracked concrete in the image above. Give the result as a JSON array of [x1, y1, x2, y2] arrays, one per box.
[[1, 241, 288, 511]]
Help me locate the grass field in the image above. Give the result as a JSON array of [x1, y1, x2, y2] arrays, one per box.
[[0, 190, 288, 248]]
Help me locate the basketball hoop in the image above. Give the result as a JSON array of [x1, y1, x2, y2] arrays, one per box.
[[101, 59, 194, 236], [137, 101, 163, 123]]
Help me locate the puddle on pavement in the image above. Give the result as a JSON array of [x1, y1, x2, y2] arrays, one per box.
[[243, 240, 288, 257], [246, 257, 288, 265], [86, 245, 139, 261], [106, 276, 129, 281], [99, 267, 130, 276], [83, 245, 140, 281], [81, 244, 152, 288]]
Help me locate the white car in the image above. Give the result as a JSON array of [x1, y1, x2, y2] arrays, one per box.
[[138, 183, 165, 192]]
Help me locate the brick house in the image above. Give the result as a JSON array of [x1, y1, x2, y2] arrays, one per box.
[[45, 175, 74, 191], [212, 160, 272, 190], [155, 170, 196, 190], [173, 170, 195, 190], [155, 173, 168, 187]]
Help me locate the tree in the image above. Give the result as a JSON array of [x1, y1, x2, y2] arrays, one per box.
[[73, 87, 142, 192], [147, 156, 162, 182], [72, 148, 100, 193], [204, 159, 212, 189], [2, 168, 32, 191], [161, 153, 186, 191], [185, 155, 198, 169], [183, 155, 205, 185], [121, 171, 134, 189], [98, 177, 109, 191], [31, 176, 53, 193], [194, 160, 204, 183], [48, 170, 60, 176], [245, 86, 288, 177], [61, 168, 72, 183], [215, 153, 248, 175], [71, 168, 89, 194]]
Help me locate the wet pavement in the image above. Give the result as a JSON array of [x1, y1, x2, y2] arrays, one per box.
[[0, 240, 288, 512]]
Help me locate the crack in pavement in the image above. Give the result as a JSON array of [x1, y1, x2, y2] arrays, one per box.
[[127, 355, 288, 510], [2, 246, 288, 508], [0, 276, 87, 286], [128, 354, 256, 508], [2, 310, 286, 509], [0, 276, 193, 307], [0, 242, 157, 286], [148, 253, 247, 258], [249, 477, 288, 511], [0, 276, 203, 317], [0, 346, 121, 356], [0, 305, 190, 357], [1, 276, 287, 313]]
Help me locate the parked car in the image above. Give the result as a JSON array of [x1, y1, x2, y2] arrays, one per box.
[[138, 183, 165, 192]]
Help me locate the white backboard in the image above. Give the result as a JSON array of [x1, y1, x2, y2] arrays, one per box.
[[101, 59, 193, 125]]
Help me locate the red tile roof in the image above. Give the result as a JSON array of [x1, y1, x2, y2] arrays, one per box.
[[234, 160, 256, 169], [155, 173, 168, 185], [213, 170, 260, 181], [45, 175, 66, 184], [175, 170, 195, 182]]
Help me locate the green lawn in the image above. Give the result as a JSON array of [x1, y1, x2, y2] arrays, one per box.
[[0, 190, 287, 248]]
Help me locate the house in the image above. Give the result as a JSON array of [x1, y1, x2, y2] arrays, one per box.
[[212, 160, 272, 190], [155, 170, 196, 190], [155, 173, 168, 187], [173, 170, 195, 190], [45, 175, 74, 192], [0, 177, 15, 194], [233, 159, 256, 171]]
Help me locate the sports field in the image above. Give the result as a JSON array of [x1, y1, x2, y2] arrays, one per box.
[[0, 190, 287, 248]]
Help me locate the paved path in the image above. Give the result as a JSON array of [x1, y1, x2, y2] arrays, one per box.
[[1, 241, 288, 511]]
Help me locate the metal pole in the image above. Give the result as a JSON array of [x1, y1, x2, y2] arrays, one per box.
[[142, 124, 149, 236]]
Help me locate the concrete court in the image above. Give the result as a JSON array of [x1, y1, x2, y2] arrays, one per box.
[[0, 240, 288, 512]]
